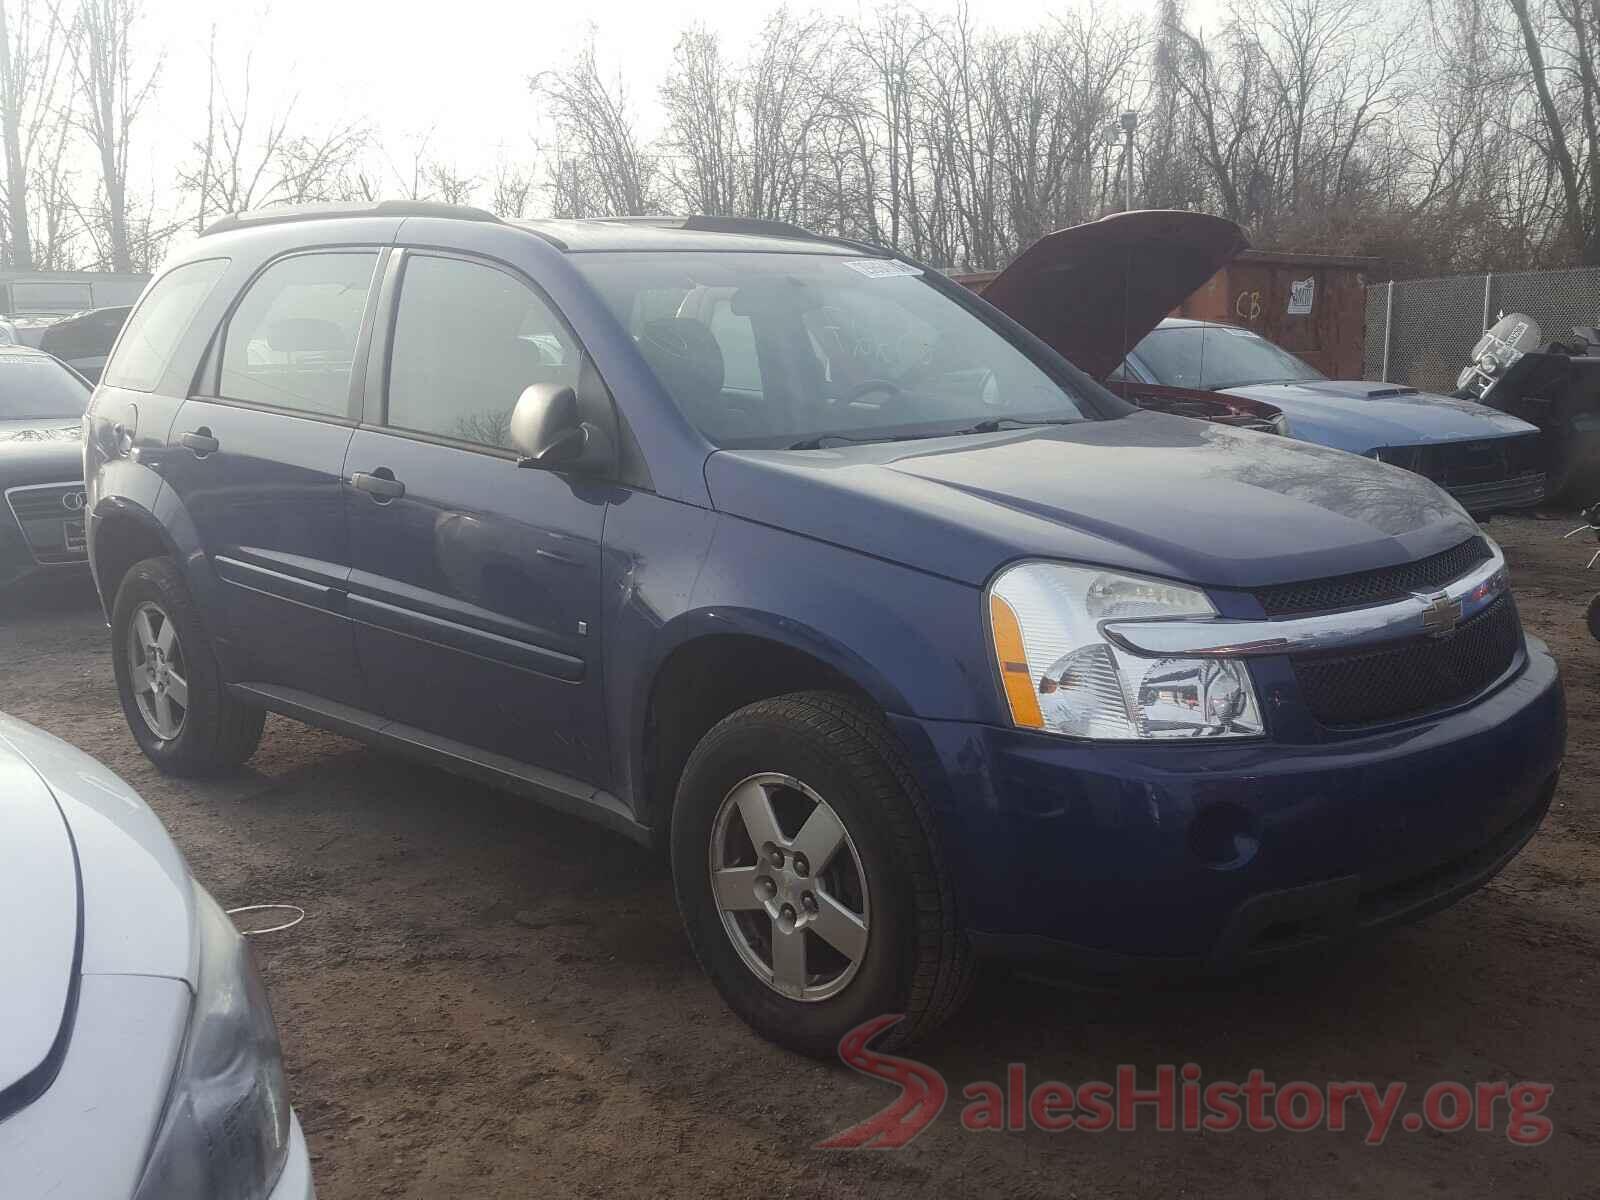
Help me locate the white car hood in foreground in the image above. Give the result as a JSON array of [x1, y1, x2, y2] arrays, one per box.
[[0, 716, 197, 1104], [0, 728, 78, 1103]]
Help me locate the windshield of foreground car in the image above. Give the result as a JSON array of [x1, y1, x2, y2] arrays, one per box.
[[1134, 325, 1325, 391], [0, 354, 90, 420], [571, 251, 1094, 448]]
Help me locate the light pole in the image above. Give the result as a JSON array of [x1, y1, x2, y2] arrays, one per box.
[[1120, 111, 1138, 212]]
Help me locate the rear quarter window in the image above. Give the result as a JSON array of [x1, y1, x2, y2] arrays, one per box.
[[101, 258, 229, 392]]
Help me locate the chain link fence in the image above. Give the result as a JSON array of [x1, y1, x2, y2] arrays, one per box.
[[1364, 266, 1600, 391]]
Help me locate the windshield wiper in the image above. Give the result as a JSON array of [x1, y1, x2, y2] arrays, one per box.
[[785, 431, 931, 450], [785, 416, 1078, 451], [945, 416, 1079, 436]]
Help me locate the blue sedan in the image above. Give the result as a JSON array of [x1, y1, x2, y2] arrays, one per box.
[[1118, 318, 1546, 515]]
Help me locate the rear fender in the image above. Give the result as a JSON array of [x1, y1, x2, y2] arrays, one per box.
[[87, 482, 218, 623]]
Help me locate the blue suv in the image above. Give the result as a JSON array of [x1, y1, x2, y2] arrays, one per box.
[[84, 203, 1565, 1054]]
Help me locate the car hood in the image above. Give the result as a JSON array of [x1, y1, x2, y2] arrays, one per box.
[[705, 411, 1477, 590], [1222, 381, 1539, 453], [978, 210, 1249, 380], [0, 716, 196, 1115], [0, 419, 82, 476]]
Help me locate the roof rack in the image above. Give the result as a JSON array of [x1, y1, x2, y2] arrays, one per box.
[[201, 200, 502, 238], [591, 214, 889, 256]]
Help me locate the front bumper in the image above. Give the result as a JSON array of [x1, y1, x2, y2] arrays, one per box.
[[271, 1114, 316, 1200], [1448, 470, 1546, 515], [891, 635, 1564, 973]]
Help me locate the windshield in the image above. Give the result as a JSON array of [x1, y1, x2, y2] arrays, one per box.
[[571, 251, 1093, 447], [0, 354, 90, 420], [1133, 325, 1324, 391]]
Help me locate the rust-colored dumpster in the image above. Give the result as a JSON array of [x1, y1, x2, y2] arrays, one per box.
[[1178, 250, 1374, 378], [952, 245, 1375, 379]]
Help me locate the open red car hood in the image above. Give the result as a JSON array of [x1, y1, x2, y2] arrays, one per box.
[[980, 210, 1249, 380]]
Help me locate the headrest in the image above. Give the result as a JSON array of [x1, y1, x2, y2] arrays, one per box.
[[636, 318, 725, 406], [266, 318, 346, 354]]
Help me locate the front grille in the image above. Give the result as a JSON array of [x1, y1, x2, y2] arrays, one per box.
[[5, 482, 88, 564], [7, 483, 84, 520], [1378, 433, 1543, 489], [1255, 536, 1491, 617], [1292, 595, 1521, 727]]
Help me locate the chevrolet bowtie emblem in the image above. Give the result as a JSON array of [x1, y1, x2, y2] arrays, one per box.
[[1416, 590, 1463, 636]]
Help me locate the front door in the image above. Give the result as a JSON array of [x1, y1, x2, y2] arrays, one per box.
[[342, 251, 608, 784], [161, 249, 383, 706]]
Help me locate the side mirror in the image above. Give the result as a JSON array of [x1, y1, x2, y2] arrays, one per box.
[[510, 383, 589, 467]]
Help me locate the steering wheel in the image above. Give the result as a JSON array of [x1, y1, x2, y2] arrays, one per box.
[[843, 378, 906, 407]]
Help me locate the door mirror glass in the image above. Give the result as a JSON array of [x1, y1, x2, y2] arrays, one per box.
[[510, 383, 588, 466]]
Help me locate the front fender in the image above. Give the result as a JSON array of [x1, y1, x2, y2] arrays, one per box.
[[682, 514, 996, 722], [601, 497, 999, 820], [649, 604, 919, 717]]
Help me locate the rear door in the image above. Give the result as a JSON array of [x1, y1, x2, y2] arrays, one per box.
[[342, 249, 609, 784], [161, 249, 384, 706]]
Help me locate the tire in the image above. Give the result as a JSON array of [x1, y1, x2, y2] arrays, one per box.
[[111, 556, 264, 776], [671, 690, 974, 1056]]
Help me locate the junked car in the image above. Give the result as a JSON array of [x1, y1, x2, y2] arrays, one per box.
[[39, 304, 133, 385], [1455, 311, 1600, 500], [1, 345, 92, 589], [972, 210, 1548, 516], [85, 203, 1563, 1056], [0, 714, 313, 1200]]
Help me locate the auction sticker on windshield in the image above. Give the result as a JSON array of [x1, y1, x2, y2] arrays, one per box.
[[842, 259, 923, 278]]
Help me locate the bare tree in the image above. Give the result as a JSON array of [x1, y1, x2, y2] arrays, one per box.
[[1507, 0, 1600, 262], [424, 160, 477, 205], [660, 27, 742, 215], [178, 33, 295, 227], [28, 99, 75, 266], [273, 121, 371, 203], [489, 159, 534, 217], [0, 0, 69, 268], [532, 32, 658, 215], [66, 0, 159, 271]]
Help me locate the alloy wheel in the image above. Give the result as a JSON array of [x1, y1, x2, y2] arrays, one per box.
[[708, 772, 870, 1002], [127, 601, 189, 740]]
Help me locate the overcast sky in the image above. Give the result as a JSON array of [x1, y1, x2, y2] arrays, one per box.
[[134, 0, 1218, 225]]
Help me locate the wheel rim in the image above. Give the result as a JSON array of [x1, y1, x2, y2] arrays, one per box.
[[127, 601, 189, 740], [708, 772, 870, 1002]]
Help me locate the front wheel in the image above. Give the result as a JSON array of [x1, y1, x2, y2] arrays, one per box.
[[670, 691, 973, 1056], [111, 556, 264, 776]]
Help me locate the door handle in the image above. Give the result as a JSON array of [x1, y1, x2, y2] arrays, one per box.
[[180, 428, 219, 456], [350, 468, 405, 502]]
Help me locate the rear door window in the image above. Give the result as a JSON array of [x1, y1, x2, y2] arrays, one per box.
[[102, 259, 229, 392], [219, 252, 378, 418]]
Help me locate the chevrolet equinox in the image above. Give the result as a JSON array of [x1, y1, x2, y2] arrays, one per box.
[[83, 203, 1565, 1055]]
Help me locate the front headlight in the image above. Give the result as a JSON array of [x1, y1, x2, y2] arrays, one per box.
[[133, 889, 291, 1200], [1270, 412, 1291, 437], [987, 562, 1264, 740]]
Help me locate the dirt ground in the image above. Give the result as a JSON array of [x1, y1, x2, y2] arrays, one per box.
[[2, 514, 1598, 1199]]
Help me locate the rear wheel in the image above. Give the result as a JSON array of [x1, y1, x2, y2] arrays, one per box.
[[111, 556, 264, 775], [671, 691, 973, 1056]]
